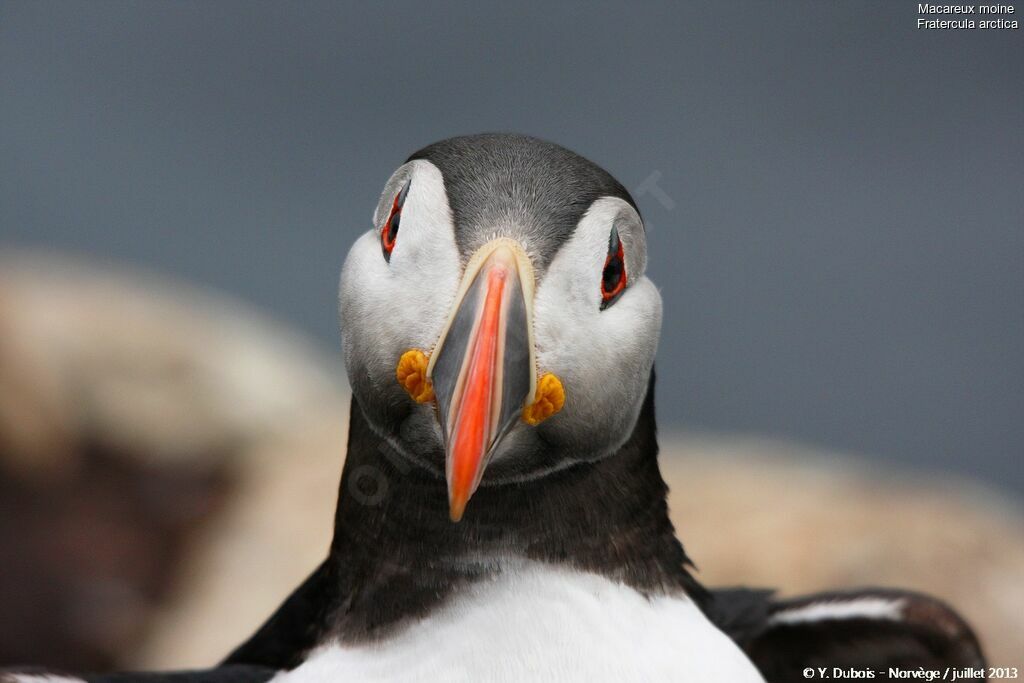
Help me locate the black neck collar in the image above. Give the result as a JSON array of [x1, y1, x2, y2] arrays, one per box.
[[325, 370, 704, 641]]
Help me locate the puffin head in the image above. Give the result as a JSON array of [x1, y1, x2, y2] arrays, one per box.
[[339, 134, 661, 521]]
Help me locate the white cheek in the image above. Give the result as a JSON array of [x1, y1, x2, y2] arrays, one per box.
[[534, 275, 661, 458], [340, 233, 460, 389], [339, 162, 461, 403], [529, 196, 659, 457], [387, 229, 462, 351]]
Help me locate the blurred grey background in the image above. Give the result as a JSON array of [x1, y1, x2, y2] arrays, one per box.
[[1, 1, 1021, 494]]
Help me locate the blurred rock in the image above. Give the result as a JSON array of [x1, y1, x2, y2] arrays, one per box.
[[0, 251, 342, 480], [1, 251, 1021, 670], [0, 251, 343, 671]]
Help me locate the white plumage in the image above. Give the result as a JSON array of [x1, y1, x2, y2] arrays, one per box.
[[273, 561, 764, 683]]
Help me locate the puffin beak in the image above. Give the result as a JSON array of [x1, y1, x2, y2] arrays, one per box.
[[427, 239, 536, 522]]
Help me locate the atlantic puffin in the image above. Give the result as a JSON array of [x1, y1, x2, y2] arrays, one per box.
[[2, 134, 984, 683]]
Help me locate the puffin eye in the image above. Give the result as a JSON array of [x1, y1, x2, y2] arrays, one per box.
[[600, 226, 627, 309], [380, 179, 411, 261]]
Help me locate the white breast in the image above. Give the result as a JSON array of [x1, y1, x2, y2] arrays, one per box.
[[273, 562, 764, 683]]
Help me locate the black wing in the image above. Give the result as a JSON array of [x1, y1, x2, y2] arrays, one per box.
[[222, 560, 336, 670], [706, 587, 986, 683]]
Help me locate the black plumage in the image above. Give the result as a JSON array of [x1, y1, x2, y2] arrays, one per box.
[[706, 588, 986, 683], [227, 370, 707, 665]]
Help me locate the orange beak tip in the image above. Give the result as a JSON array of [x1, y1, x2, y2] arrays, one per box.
[[449, 496, 468, 523]]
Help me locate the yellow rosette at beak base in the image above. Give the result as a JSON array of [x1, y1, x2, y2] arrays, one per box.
[[521, 373, 565, 426], [396, 349, 564, 426], [396, 349, 434, 403]]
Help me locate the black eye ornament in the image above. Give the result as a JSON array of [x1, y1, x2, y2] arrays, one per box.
[[380, 179, 411, 261], [600, 226, 627, 309]]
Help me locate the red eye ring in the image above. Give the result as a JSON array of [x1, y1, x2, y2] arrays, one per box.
[[380, 180, 411, 261], [380, 195, 400, 256], [600, 227, 627, 308]]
